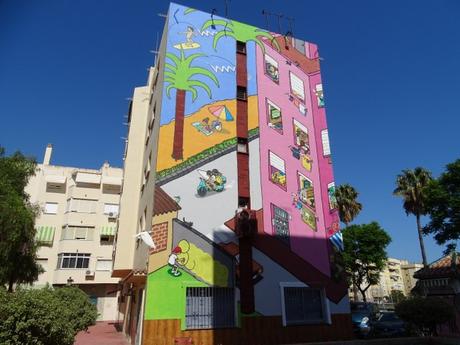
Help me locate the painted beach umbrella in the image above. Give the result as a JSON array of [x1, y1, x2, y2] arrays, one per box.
[[208, 105, 234, 121]]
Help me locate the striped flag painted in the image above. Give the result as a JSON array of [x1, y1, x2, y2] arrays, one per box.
[[330, 231, 344, 252]]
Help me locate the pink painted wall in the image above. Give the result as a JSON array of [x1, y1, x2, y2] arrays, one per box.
[[255, 41, 332, 276]]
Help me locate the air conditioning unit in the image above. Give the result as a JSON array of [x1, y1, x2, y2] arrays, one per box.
[[85, 270, 95, 276]]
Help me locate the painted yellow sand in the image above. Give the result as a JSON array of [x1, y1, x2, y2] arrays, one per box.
[[156, 95, 259, 172]]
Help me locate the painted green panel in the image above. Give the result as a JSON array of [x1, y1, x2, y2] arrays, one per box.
[[144, 265, 206, 321]]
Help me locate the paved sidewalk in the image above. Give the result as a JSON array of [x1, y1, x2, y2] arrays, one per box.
[[74, 321, 128, 345]]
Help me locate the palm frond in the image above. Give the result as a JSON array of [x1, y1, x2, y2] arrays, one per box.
[[166, 52, 180, 68], [164, 63, 177, 73], [166, 84, 174, 99], [188, 67, 219, 87], [201, 19, 232, 31], [212, 30, 236, 50], [254, 30, 280, 51], [184, 53, 206, 67], [184, 86, 198, 101], [188, 79, 212, 98]]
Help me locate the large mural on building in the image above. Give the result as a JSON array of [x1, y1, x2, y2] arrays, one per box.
[[145, 2, 347, 328]]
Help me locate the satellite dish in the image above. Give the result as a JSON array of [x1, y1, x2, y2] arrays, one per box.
[[134, 231, 156, 249]]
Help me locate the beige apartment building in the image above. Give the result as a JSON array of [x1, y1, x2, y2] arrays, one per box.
[[26, 144, 123, 321], [350, 258, 424, 302]]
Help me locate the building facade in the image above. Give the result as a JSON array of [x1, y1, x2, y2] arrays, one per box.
[[26, 145, 122, 321], [112, 3, 352, 345], [349, 258, 423, 303]]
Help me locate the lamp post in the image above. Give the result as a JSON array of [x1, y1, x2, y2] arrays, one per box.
[[66, 276, 74, 286]]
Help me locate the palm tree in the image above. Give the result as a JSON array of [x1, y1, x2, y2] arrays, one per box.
[[164, 49, 219, 160], [201, 19, 280, 52], [335, 184, 363, 227], [393, 167, 432, 266]]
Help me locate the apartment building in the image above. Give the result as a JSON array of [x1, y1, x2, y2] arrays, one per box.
[[26, 145, 122, 321], [349, 258, 423, 302], [112, 3, 352, 345]]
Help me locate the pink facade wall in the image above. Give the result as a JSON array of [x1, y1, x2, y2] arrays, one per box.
[[255, 41, 333, 276]]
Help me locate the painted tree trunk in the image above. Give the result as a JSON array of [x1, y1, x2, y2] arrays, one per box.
[[416, 213, 428, 267], [172, 89, 186, 160]]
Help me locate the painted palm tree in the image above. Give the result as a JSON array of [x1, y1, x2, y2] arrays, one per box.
[[335, 184, 363, 227], [201, 19, 280, 52], [165, 49, 219, 160], [393, 167, 432, 266]]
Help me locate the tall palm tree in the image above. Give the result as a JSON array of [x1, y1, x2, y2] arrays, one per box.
[[393, 167, 432, 267], [335, 184, 363, 227], [164, 49, 219, 160], [201, 19, 280, 52]]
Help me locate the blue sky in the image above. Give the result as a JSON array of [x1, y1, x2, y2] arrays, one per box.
[[1, 0, 459, 264]]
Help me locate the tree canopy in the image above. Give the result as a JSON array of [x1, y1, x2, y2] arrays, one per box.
[[423, 159, 460, 249], [0, 147, 42, 291], [335, 183, 362, 226], [342, 222, 391, 302]]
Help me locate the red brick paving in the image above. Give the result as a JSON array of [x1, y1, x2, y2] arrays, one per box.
[[74, 321, 129, 345]]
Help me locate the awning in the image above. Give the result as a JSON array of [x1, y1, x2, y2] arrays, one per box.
[[45, 175, 67, 184], [75, 172, 101, 185], [101, 226, 115, 236], [101, 176, 122, 186], [35, 226, 55, 244]]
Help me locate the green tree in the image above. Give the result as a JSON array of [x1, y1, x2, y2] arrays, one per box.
[[390, 289, 406, 304], [335, 184, 363, 226], [165, 49, 219, 160], [0, 147, 42, 292], [393, 167, 432, 266], [0, 286, 97, 345], [423, 159, 460, 251], [342, 222, 391, 302], [201, 19, 280, 52], [396, 296, 455, 336]]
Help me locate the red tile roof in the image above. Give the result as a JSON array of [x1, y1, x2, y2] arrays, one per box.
[[224, 209, 348, 303], [414, 253, 460, 279], [153, 186, 181, 216]]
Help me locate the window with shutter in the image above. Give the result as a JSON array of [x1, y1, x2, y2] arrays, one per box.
[[44, 202, 58, 214], [321, 129, 331, 156], [281, 285, 328, 325], [269, 151, 286, 189], [289, 72, 305, 102]]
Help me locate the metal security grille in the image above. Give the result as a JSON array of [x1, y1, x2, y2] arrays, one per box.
[[283, 287, 324, 325], [185, 287, 235, 329], [272, 205, 289, 244]]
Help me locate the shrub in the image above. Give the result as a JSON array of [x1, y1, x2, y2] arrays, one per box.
[[0, 286, 97, 345], [395, 296, 455, 335]]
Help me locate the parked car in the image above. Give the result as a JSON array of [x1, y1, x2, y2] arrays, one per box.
[[350, 302, 380, 338], [371, 312, 407, 338]]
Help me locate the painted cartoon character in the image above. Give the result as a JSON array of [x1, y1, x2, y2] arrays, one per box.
[[168, 246, 182, 276], [291, 192, 302, 210], [197, 169, 227, 197], [184, 26, 196, 46]]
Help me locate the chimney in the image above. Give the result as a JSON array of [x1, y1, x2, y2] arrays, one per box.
[[43, 144, 52, 165]]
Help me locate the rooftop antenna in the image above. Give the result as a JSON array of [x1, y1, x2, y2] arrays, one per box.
[[211, 8, 217, 29], [224, 0, 230, 17], [284, 16, 294, 49], [262, 10, 283, 33], [261, 10, 270, 30], [151, 32, 160, 66]]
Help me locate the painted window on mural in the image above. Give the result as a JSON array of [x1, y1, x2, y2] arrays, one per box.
[[327, 182, 338, 210], [291, 119, 313, 171], [185, 287, 235, 329], [272, 204, 290, 245], [264, 54, 279, 83], [282, 286, 327, 325], [289, 72, 305, 102], [315, 84, 325, 107], [321, 129, 331, 156], [298, 172, 315, 209], [301, 206, 317, 230], [269, 151, 286, 189], [267, 99, 283, 132]]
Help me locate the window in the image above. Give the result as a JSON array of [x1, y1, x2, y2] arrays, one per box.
[[96, 259, 112, 271], [321, 129, 331, 156], [185, 287, 235, 329], [237, 137, 248, 154], [61, 226, 94, 241], [66, 198, 97, 214], [315, 84, 325, 107], [264, 54, 279, 83], [236, 40, 246, 54], [269, 151, 286, 189], [57, 253, 90, 269], [281, 285, 329, 325], [289, 72, 305, 102], [272, 204, 289, 244], [327, 182, 338, 210], [267, 99, 283, 132], [298, 172, 315, 209], [44, 202, 58, 214], [103, 203, 119, 216], [236, 86, 247, 101]]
